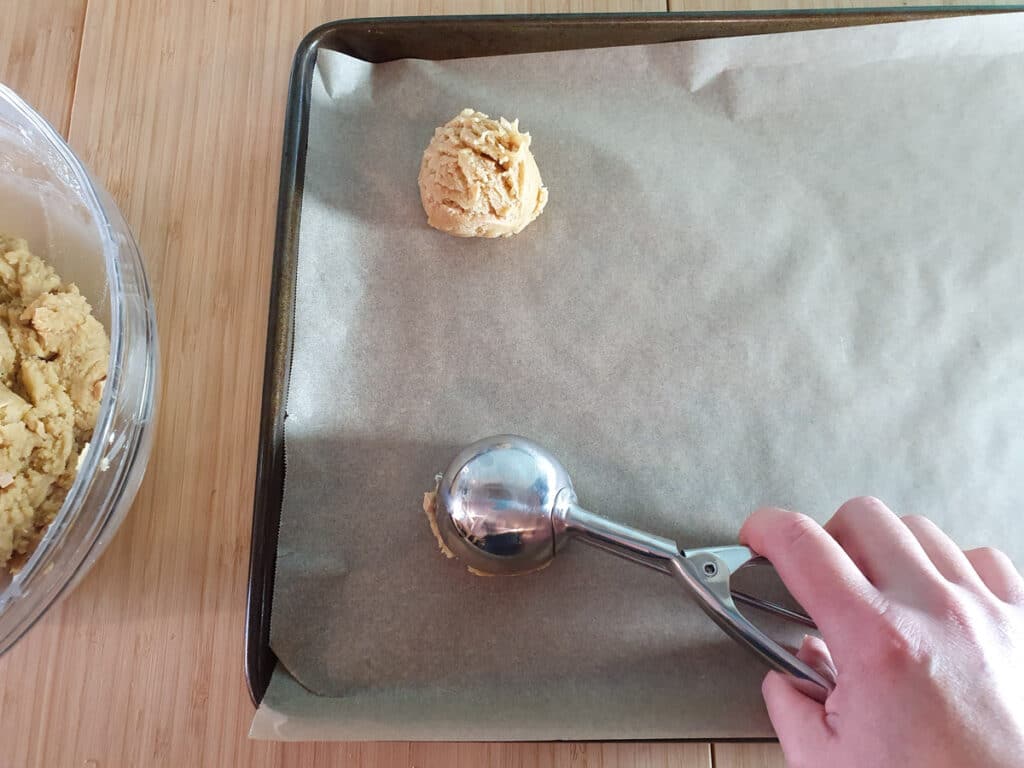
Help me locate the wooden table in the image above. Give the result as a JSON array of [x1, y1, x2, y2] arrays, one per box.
[[1, 1, 1009, 766]]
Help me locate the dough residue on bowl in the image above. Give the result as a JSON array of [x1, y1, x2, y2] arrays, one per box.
[[0, 234, 110, 571]]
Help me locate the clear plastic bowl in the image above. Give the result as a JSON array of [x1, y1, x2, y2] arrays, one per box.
[[0, 84, 158, 654]]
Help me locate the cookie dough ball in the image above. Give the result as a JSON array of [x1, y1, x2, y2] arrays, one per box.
[[418, 108, 548, 238]]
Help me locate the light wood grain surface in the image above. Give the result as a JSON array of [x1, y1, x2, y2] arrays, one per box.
[[6, 0, 995, 765], [669, 0, 1019, 8], [0, 0, 87, 134], [714, 744, 787, 768]]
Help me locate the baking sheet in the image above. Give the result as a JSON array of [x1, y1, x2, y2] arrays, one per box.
[[253, 12, 1024, 740]]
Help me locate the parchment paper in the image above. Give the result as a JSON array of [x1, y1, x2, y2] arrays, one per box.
[[253, 13, 1024, 740]]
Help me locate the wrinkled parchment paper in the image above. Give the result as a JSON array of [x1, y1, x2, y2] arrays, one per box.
[[252, 13, 1024, 740]]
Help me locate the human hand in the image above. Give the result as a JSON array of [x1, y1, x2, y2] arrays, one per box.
[[741, 497, 1024, 768]]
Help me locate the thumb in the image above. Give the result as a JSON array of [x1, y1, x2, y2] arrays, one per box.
[[763, 671, 832, 767]]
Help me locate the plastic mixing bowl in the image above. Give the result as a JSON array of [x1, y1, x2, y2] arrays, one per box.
[[0, 84, 158, 654]]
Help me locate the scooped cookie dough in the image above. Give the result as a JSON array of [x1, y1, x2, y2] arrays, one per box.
[[418, 108, 548, 238], [422, 487, 455, 561], [0, 234, 109, 570], [422, 483, 550, 577]]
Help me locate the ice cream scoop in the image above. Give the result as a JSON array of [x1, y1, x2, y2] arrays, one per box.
[[418, 109, 547, 238], [433, 435, 834, 699]]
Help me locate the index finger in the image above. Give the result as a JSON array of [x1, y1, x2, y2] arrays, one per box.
[[740, 507, 878, 650]]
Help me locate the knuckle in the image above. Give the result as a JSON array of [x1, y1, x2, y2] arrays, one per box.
[[849, 495, 891, 516], [776, 513, 822, 552], [900, 513, 929, 529], [874, 619, 930, 670], [971, 546, 1010, 565], [828, 497, 896, 541], [829, 495, 887, 530], [931, 584, 973, 628], [868, 603, 934, 672]]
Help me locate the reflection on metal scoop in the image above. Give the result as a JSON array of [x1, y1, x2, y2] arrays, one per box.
[[434, 435, 834, 698]]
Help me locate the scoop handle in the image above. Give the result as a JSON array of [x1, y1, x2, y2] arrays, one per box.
[[673, 546, 834, 701], [554, 496, 681, 570], [556, 500, 833, 700]]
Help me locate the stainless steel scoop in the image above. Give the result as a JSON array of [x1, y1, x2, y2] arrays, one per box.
[[434, 435, 834, 698]]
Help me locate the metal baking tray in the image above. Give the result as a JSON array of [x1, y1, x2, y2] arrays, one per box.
[[246, 8, 1007, 707]]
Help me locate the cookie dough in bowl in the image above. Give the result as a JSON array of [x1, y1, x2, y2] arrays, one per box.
[[0, 234, 109, 570], [418, 108, 548, 238]]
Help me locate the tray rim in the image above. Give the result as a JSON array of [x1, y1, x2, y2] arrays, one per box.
[[245, 5, 1016, 718]]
